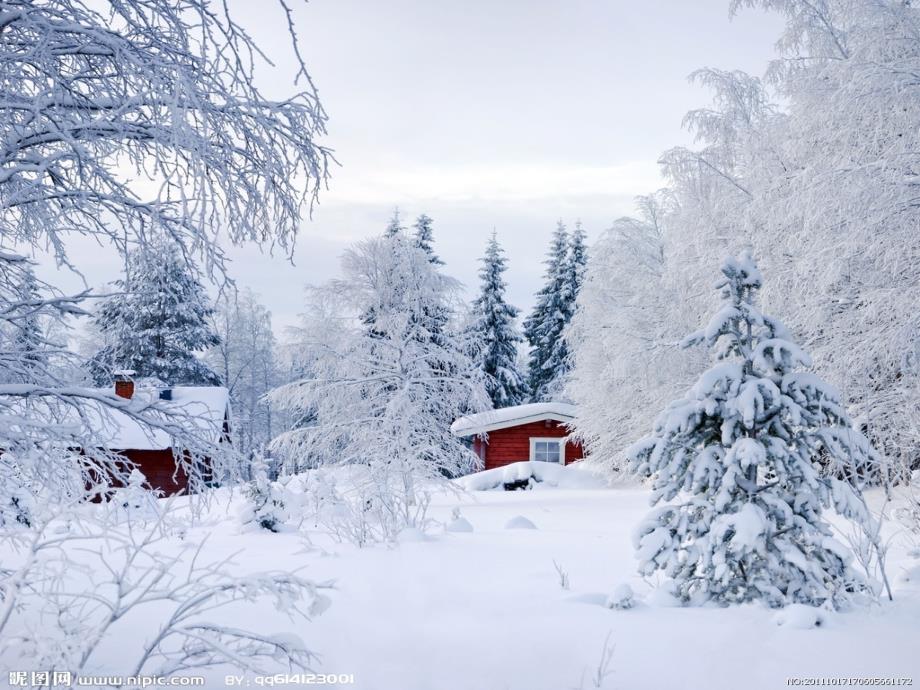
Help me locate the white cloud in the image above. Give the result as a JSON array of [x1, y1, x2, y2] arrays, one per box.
[[329, 161, 663, 205]]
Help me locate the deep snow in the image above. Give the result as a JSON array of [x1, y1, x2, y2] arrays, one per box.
[[5, 480, 919, 690]]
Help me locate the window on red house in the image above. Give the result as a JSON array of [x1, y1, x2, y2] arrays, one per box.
[[531, 439, 562, 463]]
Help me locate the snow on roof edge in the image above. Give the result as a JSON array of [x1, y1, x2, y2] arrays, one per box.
[[85, 385, 231, 450], [451, 402, 577, 437]]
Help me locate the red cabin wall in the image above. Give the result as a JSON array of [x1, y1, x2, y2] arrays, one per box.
[[86, 448, 214, 500], [472, 419, 583, 471], [119, 449, 191, 496]]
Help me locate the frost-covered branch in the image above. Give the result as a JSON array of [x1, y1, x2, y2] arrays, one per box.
[[0, 0, 330, 275]]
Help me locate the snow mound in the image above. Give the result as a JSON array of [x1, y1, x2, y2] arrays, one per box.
[[773, 604, 826, 629], [606, 584, 636, 610], [396, 527, 428, 542], [565, 592, 608, 606], [645, 584, 681, 608], [446, 516, 474, 533], [456, 461, 606, 492], [505, 515, 537, 530]]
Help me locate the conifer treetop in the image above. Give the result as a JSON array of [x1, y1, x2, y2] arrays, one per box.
[[413, 214, 443, 265], [469, 231, 528, 408]]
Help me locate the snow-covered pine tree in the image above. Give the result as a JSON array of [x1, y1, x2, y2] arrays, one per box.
[[524, 221, 571, 401], [630, 252, 878, 609], [566, 220, 588, 301], [412, 214, 443, 265], [88, 240, 220, 386], [469, 232, 528, 408], [11, 265, 47, 379], [111, 469, 161, 523], [242, 454, 288, 533], [384, 208, 405, 238]]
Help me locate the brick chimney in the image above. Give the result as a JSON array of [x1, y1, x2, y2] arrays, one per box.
[[114, 370, 136, 400]]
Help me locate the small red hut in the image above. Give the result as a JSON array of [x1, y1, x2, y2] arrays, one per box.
[[91, 374, 232, 496], [451, 402, 583, 472]]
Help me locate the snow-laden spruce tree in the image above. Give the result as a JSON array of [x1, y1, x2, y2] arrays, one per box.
[[384, 208, 406, 238], [565, 220, 588, 300], [242, 455, 290, 533], [89, 239, 220, 386], [524, 221, 572, 401], [413, 214, 443, 265], [8, 264, 47, 382], [271, 234, 488, 542], [468, 232, 528, 408], [630, 252, 878, 609]]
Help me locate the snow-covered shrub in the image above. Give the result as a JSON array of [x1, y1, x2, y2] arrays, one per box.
[[446, 507, 474, 533], [242, 456, 290, 533], [773, 604, 827, 629], [630, 252, 878, 609], [446, 516, 474, 533], [606, 584, 635, 610], [110, 469, 161, 524], [0, 502, 330, 678], [0, 485, 34, 529]]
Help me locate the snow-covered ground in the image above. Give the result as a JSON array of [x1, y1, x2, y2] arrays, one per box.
[[59, 473, 918, 690], [7, 472, 919, 690]]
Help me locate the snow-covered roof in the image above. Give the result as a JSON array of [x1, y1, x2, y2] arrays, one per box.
[[88, 385, 231, 450], [450, 402, 576, 437]]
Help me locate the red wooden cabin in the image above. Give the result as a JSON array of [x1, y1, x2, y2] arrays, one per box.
[[91, 374, 232, 496], [451, 402, 583, 472]]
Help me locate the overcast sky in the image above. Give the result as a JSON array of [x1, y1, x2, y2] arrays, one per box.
[[44, 0, 785, 335]]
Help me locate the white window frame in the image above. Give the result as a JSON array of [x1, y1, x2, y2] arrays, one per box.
[[529, 437, 565, 464]]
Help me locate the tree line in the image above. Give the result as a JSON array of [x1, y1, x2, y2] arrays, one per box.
[[63, 212, 587, 464]]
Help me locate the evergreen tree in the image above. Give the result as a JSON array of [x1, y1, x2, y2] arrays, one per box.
[[412, 214, 443, 265], [629, 252, 877, 609], [88, 241, 221, 386], [469, 232, 528, 408], [242, 454, 289, 532], [566, 220, 588, 302], [523, 221, 570, 401], [384, 208, 405, 237], [11, 264, 47, 380]]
